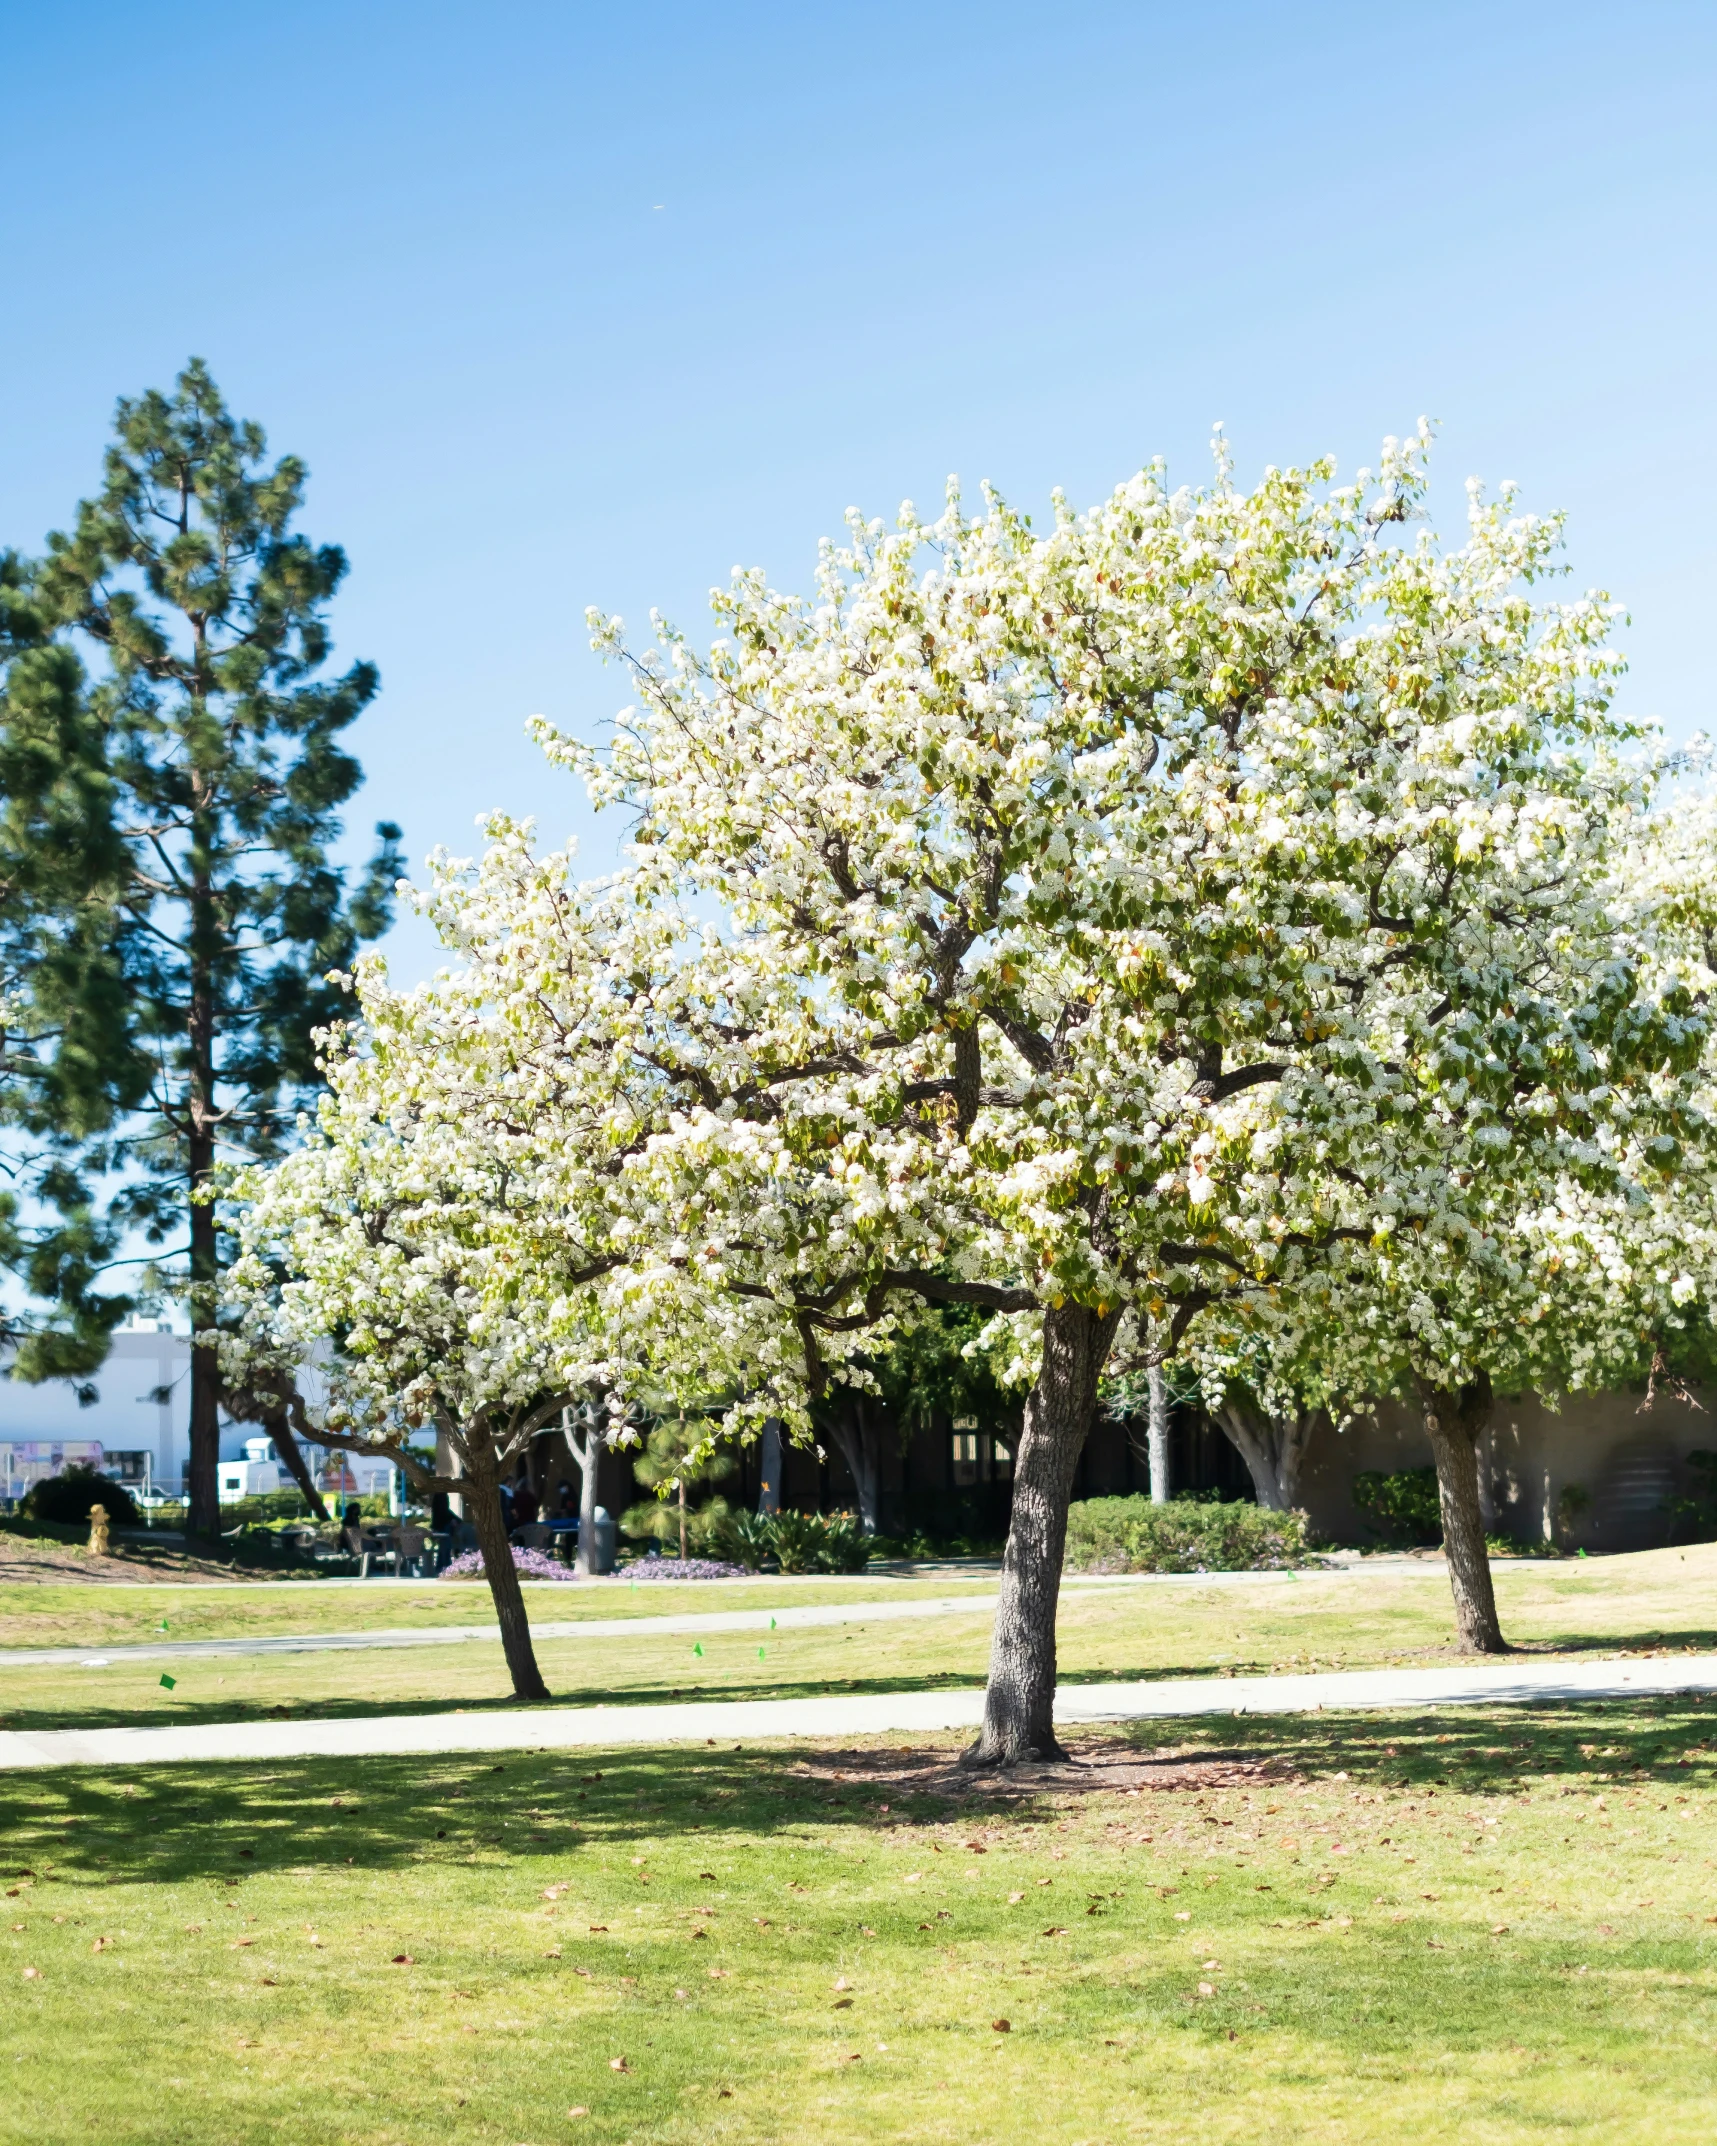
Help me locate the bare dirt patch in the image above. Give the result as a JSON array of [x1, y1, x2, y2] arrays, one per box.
[[795, 1733, 1300, 1803], [0, 1531, 277, 1585]]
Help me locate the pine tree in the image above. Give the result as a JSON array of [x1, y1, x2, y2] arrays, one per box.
[[29, 361, 403, 1533], [0, 552, 143, 1382]]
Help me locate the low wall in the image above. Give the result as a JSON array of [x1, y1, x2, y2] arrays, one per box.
[[1297, 1387, 1713, 1552]]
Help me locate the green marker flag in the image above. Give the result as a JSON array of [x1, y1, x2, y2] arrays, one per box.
[[758, 1646, 766, 1660], [769, 1617, 776, 1630], [159, 1673, 177, 1691], [692, 1642, 704, 1657]]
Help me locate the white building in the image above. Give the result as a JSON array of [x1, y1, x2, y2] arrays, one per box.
[[0, 1324, 388, 1505]]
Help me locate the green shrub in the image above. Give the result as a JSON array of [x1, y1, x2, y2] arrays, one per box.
[[1062, 1494, 1308, 1574], [1352, 1466, 1442, 1545], [22, 1467, 141, 1529], [711, 1508, 874, 1574]]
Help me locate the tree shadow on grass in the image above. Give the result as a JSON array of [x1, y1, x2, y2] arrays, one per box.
[[0, 1693, 1713, 1895]]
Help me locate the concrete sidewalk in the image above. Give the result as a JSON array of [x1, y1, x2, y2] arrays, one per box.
[[2, 1648, 1712, 1771]]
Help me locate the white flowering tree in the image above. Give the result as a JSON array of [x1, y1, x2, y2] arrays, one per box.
[[1178, 768, 1717, 1650], [461, 427, 1701, 1754], [222, 956, 651, 1702], [255, 435, 1699, 1745]]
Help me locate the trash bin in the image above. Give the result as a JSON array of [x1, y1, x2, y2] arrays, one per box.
[[591, 1505, 617, 1575]]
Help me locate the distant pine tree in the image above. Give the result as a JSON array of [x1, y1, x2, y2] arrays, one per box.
[[25, 361, 402, 1531]]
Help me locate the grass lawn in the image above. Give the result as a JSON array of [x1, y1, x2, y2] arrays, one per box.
[[3, 1698, 1715, 2142], [0, 1572, 1006, 1651], [5, 1547, 1717, 1737]]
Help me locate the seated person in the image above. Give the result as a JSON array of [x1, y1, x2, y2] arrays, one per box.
[[511, 1475, 540, 1528]]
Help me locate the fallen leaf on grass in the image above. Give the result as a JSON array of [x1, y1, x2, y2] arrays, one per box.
[[1174, 1911, 1191, 1922], [568, 2107, 588, 2119], [1196, 1982, 1215, 1998], [542, 1948, 561, 1959], [833, 1998, 853, 2010], [230, 1939, 254, 1950], [834, 1976, 852, 1990], [589, 1925, 609, 1933], [609, 2056, 630, 2073], [1491, 1925, 1510, 1937], [22, 1967, 40, 1980], [992, 2018, 1010, 2033], [904, 1873, 922, 1884], [542, 1884, 571, 1901], [1041, 1926, 1067, 1937], [1007, 1892, 1025, 1905], [699, 1871, 717, 1881]]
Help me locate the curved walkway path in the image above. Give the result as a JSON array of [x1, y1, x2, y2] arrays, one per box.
[[2, 1569, 1316, 1671], [3, 1649, 1712, 1772]]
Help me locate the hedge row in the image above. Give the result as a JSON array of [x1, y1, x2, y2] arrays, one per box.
[[1062, 1494, 1309, 1573]]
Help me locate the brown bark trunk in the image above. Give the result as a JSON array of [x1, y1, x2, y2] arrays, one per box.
[[265, 1405, 330, 1522], [185, 1128, 222, 1536], [184, 846, 221, 1539], [964, 1301, 1120, 1768], [1420, 1375, 1506, 1654], [466, 1441, 550, 1700]]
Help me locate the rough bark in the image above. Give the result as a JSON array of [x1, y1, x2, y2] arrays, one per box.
[[184, 855, 221, 1539], [1146, 1365, 1171, 1505], [465, 1440, 550, 1700], [264, 1405, 330, 1522], [1214, 1399, 1320, 1512], [1420, 1374, 1506, 1654], [829, 1391, 882, 1533], [963, 1301, 1121, 1768]]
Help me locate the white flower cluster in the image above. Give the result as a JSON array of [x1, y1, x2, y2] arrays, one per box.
[[224, 432, 1717, 1486]]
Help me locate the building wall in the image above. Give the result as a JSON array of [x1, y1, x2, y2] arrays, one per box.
[[1295, 1387, 1714, 1552], [0, 1330, 190, 1493]]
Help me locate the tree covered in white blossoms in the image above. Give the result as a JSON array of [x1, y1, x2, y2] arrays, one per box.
[[225, 426, 1717, 1754]]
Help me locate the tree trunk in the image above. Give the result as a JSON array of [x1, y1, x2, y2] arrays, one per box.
[[1420, 1375, 1506, 1654], [829, 1392, 881, 1533], [465, 1440, 550, 1700], [184, 853, 222, 1539], [757, 1418, 782, 1514], [266, 1405, 330, 1522], [1214, 1400, 1320, 1512], [1146, 1365, 1171, 1504], [964, 1301, 1120, 1768], [572, 1415, 601, 1579], [185, 1131, 222, 1536]]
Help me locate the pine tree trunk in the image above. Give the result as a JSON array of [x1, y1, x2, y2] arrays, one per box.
[[185, 1131, 222, 1536], [1147, 1365, 1171, 1505], [466, 1441, 550, 1700], [964, 1301, 1119, 1768], [184, 854, 221, 1538], [1421, 1377, 1506, 1654]]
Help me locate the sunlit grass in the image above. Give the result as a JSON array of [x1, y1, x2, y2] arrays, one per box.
[[3, 1699, 1716, 2142], [6, 1547, 1717, 1737]]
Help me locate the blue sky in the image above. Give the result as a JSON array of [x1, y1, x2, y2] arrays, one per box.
[[3, 1, 1713, 981]]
